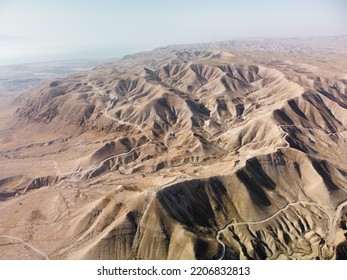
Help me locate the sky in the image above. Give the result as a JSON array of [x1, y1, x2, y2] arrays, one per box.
[[0, 0, 346, 65]]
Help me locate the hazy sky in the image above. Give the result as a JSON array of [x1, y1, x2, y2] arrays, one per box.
[[0, 0, 346, 65]]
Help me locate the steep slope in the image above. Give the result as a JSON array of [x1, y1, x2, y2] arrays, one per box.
[[1, 38, 347, 259]]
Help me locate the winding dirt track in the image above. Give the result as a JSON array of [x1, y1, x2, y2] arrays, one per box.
[[0, 235, 49, 260], [215, 197, 347, 259], [75, 101, 154, 177], [215, 124, 347, 259], [103, 101, 152, 141], [49, 100, 153, 179], [215, 201, 331, 259]]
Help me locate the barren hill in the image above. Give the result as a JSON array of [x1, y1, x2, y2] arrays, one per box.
[[0, 37, 347, 259]]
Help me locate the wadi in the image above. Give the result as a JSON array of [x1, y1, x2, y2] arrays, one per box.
[[0, 36, 346, 259]]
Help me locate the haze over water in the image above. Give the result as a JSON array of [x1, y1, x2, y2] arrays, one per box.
[[0, 0, 345, 65]]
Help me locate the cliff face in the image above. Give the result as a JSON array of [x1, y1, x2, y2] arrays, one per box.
[[1, 38, 347, 259]]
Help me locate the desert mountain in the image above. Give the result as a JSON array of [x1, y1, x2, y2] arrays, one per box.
[[0, 37, 347, 259]]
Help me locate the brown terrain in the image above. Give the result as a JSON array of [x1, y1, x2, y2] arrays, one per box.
[[0, 37, 347, 260]]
